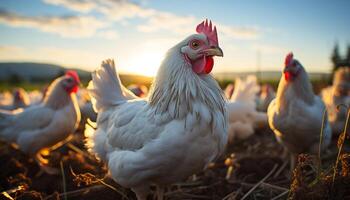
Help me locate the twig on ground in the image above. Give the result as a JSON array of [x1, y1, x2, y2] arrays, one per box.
[[240, 182, 288, 192], [60, 161, 68, 200], [241, 164, 278, 200], [43, 185, 105, 200], [222, 188, 242, 200], [66, 143, 95, 160], [271, 190, 289, 200], [273, 160, 288, 178]]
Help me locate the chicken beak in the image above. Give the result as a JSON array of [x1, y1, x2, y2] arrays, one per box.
[[201, 47, 224, 57]]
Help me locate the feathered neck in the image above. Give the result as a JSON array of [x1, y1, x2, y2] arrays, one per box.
[[148, 43, 227, 124], [42, 78, 74, 109], [276, 68, 314, 109]]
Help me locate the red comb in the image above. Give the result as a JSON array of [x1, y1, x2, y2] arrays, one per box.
[[196, 19, 218, 46], [65, 70, 80, 83], [285, 52, 293, 66]]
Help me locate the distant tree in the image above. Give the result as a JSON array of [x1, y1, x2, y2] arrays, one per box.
[[8, 74, 23, 85], [346, 44, 350, 65], [331, 43, 341, 72]]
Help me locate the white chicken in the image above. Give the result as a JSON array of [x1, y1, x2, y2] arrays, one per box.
[[28, 90, 44, 105], [0, 71, 81, 173], [257, 84, 276, 112], [127, 84, 148, 98], [268, 53, 332, 169], [227, 75, 268, 142], [0, 88, 30, 110], [77, 88, 97, 123], [0, 91, 12, 106], [224, 83, 234, 99], [86, 20, 227, 200], [321, 67, 350, 135]]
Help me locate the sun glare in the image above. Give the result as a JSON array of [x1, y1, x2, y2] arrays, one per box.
[[125, 51, 164, 77]]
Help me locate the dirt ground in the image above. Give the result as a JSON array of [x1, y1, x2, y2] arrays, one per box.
[[0, 125, 349, 200]]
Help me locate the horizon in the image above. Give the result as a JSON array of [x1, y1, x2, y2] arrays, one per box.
[[0, 61, 334, 78], [0, 0, 349, 76]]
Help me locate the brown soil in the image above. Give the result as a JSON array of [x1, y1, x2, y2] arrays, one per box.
[[0, 127, 349, 200]]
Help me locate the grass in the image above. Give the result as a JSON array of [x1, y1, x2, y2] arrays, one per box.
[[332, 104, 350, 188]]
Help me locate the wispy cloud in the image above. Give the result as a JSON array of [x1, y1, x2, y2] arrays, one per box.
[[43, 0, 155, 20], [43, 0, 97, 13], [42, 0, 262, 40], [137, 12, 196, 35], [220, 25, 260, 40], [0, 9, 106, 38], [0, 45, 106, 70], [97, 29, 119, 40], [252, 43, 288, 54]]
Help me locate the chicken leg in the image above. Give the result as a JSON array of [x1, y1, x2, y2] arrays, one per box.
[[35, 151, 59, 175]]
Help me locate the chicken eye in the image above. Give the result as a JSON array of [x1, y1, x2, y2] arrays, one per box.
[[190, 40, 200, 49]]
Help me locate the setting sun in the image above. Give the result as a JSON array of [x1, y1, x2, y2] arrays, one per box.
[[123, 51, 164, 77]]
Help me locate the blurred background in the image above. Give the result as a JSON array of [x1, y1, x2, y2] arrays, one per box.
[[0, 0, 349, 90]]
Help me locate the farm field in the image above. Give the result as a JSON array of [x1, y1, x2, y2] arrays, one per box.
[[1, 104, 349, 200]]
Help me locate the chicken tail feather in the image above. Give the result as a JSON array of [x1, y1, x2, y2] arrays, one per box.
[[88, 59, 137, 112]]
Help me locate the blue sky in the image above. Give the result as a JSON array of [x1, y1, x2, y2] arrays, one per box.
[[0, 0, 349, 76]]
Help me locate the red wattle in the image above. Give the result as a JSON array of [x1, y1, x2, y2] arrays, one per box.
[[66, 86, 79, 94], [204, 56, 214, 74], [191, 56, 214, 75], [284, 71, 291, 81]]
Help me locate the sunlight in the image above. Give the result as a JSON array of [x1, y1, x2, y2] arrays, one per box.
[[125, 51, 164, 77]]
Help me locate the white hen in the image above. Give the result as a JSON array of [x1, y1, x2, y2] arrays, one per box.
[[0, 88, 30, 110], [0, 71, 81, 171], [268, 53, 332, 169], [86, 20, 227, 200], [227, 75, 268, 142], [321, 67, 350, 135], [257, 84, 276, 112]]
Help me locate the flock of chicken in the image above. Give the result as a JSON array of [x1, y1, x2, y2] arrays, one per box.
[[0, 20, 349, 199]]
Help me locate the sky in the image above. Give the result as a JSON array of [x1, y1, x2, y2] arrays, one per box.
[[0, 0, 349, 76]]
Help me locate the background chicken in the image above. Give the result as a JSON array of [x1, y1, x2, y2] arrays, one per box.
[[127, 84, 149, 98], [268, 53, 332, 169], [0, 88, 30, 110], [86, 20, 227, 200], [321, 67, 350, 135], [77, 88, 98, 125], [224, 83, 234, 99], [28, 90, 44, 105], [0, 71, 81, 173], [227, 75, 268, 142], [257, 84, 276, 112]]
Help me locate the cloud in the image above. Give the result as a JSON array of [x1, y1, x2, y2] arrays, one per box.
[[137, 12, 196, 35], [44, 0, 155, 20], [0, 45, 106, 70], [0, 9, 106, 38], [0, 45, 24, 53], [220, 25, 260, 40], [252, 43, 288, 54], [97, 30, 119, 40], [42, 0, 262, 40], [43, 0, 96, 13]]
